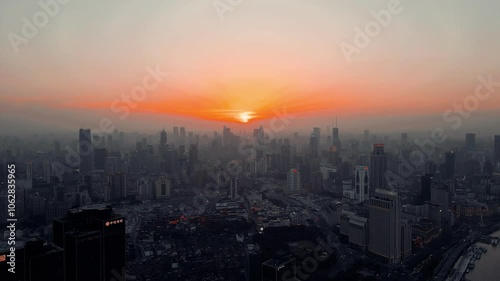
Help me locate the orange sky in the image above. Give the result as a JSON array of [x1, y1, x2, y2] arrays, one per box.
[[1, 1, 500, 134]]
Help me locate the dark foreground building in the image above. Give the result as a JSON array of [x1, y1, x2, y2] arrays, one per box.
[[53, 204, 125, 281], [0, 238, 64, 281]]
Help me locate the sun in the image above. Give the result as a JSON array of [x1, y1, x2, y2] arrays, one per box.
[[237, 111, 256, 123]]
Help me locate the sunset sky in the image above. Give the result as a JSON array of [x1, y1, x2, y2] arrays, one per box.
[[1, 0, 500, 136]]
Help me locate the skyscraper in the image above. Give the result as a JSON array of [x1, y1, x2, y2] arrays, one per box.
[[369, 144, 387, 193], [287, 169, 301, 191], [53, 204, 126, 281], [160, 129, 167, 146], [355, 165, 370, 204], [155, 176, 171, 199], [180, 127, 186, 144], [223, 125, 231, 147], [188, 144, 198, 174], [494, 135, 500, 168], [420, 174, 433, 203], [465, 133, 476, 153], [79, 129, 94, 173], [332, 125, 341, 152], [313, 127, 321, 147], [368, 189, 401, 264], [229, 177, 238, 199], [106, 173, 127, 201], [309, 132, 318, 159], [94, 148, 108, 170], [173, 126, 179, 142], [443, 151, 455, 179], [401, 133, 408, 146], [280, 142, 290, 172]]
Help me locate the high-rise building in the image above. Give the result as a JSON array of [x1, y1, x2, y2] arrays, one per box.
[[154, 176, 171, 199], [465, 133, 476, 152], [401, 133, 408, 146], [368, 189, 401, 264], [262, 253, 296, 281], [354, 165, 369, 204], [223, 126, 231, 147], [65, 230, 102, 281], [188, 144, 198, 174], [26, 161, 33, 181], [369, 144, 387, 193], [443, 151, 455, 179], [494, 135, 500, 168], [105, 173, 127, 201], [160, 129, 167, 146], [229, 177, 238, 199], [431, 183, 450, 229], [0, 238, 64, 281], [94, 148, 108, 170], [79, 129, 94, 173], [420, 174, 433, 203], [364, 130, 370, 143], [287, 169, 301, 191], [280, 143, 290, 172], [179, 127, 186, 144], [313, 127, 321, 147], [244, 244, 261, 281], [173, 126, 179, 142], [332, 127, 341, 152], [53, 204, 126, 281], [309, 132, 318, 159]]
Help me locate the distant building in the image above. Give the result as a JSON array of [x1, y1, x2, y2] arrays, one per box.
[[105, 173, 127, 201], [160, 129, 167, 146], [420, 174, 433, 203], [79, 129, 94, 173], [369, 144, 387, 193], [354, 165, 370, 203], [94, 148, 107, 170], [465, 133, 476, 153], [309, 132, 318, 159], [494, 135, 500, 169], [155, 176, 171, 199], [443, 151, 455, 179], [287, 169, 301, 191], [332, 126, 341, 151], [401, 133, 408, 146]]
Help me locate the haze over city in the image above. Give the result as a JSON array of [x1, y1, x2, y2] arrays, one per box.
[[1, 1, 500, 281]]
